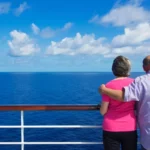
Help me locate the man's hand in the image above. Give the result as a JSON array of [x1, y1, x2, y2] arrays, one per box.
[[99, 84, 124, 101], [98, 84, 106, 94]]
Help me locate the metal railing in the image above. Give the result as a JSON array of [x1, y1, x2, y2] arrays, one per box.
[[0, 104, 101, 150]]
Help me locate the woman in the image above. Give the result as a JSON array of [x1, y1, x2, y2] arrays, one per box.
[[100, 56, 137, 150]]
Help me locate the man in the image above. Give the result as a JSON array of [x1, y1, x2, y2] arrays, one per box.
[[99, 55, 150, 150]]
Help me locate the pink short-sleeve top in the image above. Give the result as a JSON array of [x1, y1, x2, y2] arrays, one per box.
[[102, 77, 136, 132]]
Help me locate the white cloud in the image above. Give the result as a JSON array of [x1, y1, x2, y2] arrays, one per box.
[[89, 0, 150, 58], [40, 27, 55, 38], [112, 46, 134, 55], [129, 0, 144, 6], [89, 15, 100, 24], [14, 2, 29, 16], [45, 31, 150, 57], [62, 22, 73, 31], [0, 2, 11, 14], [46, 33, 109, 55], [31, 22, 73, 38], [112, 23, 150, 46], [31, 23, 40, 35], [90, 4, 150, 26], [8, 30, 40, 56], [105, 43, 150, 58]]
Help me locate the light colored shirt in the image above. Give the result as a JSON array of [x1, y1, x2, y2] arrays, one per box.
[[102, 78, 136, 132], [124, 72, 150, 150]]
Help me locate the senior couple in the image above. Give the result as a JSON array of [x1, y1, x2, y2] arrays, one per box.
[[99, 55, 150, 150]]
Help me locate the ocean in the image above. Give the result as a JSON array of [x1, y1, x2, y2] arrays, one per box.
[[0, 72, 143, 150]]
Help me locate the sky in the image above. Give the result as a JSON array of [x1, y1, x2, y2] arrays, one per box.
[[0, 0, 150, 72]]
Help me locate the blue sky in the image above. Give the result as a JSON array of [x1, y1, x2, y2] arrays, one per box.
[[0, 0, 150, 72]]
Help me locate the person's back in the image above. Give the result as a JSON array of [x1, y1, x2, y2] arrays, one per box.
[[124, 72, 150, 149], [100, 56, 137, 150], [103, 78, 136, 132]]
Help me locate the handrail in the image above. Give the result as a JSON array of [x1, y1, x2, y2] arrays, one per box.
[[0, 104, 101, 150], [0, 104, 140, 150], [0, 104, 100, 111]]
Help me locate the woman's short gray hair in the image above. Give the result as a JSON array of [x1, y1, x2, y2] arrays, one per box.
[[112, 56, 131, 77]]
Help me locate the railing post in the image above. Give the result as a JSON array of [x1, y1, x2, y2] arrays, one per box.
[[21, 111, 24, 150]]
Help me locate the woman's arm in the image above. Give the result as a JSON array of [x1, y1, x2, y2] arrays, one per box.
[[100, 101, 109, 115]]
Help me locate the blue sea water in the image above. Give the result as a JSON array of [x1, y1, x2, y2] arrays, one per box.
[[0, 72, 143, 150]]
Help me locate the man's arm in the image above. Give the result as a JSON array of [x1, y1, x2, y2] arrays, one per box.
[[99, 84, 124, 101]]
